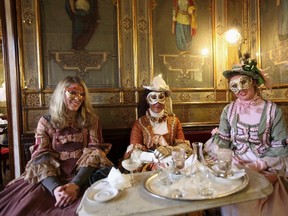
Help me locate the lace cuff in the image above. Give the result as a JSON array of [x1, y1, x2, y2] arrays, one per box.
[[23, 156, 60, 184], [77, 148, 113, 169], [88, 143, 112, 155]]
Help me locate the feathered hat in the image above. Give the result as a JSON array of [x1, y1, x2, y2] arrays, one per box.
[[143, 76, 174, 115], [223, 59, 270, 87]]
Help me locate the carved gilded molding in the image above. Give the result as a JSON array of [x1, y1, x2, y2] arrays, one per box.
[[172, 90, 227, 104], [22, 9, 34, 26], [25, 94, 41, 107], [16, 0, 288, 132], [160, 54, 206, 81], [49, 51, 110, 79]]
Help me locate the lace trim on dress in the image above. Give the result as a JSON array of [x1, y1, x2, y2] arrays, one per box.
[[56, 132, 84, 145], [227, 100, 277, 157], [235, 95, 262, 113], [218, 132, 231, 141], [146, 110, 167, 123], [139, 117, 152, 148], [76, 148, 113, 169], [23, 157, 61, 184], [59, 149, 83, 160], [234, 121, 263, 156]]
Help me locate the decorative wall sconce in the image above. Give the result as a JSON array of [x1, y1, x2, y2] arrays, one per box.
[[224, 28, 250, 65], [224, 29, 241, 44]]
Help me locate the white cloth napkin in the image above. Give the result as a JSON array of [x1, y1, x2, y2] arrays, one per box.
[[140, 152, 173, 164], [107, 167, 131, 190], [184, 154, 206, 174]]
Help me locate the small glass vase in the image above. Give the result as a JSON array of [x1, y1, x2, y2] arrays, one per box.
[[192, 142, 206, 166], [192, 142, 214, 197]]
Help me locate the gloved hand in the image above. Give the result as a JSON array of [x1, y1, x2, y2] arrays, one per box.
[[139, 151, 157, 162], [154, 146, 173, 160]]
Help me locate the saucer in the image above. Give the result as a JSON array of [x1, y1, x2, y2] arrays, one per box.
[[87, 187, 119, 203], [226, 169, 246, 180], [92, 180, 110, 190], [210, 164, 246, 180]]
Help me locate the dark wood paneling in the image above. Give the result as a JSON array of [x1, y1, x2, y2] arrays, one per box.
[[103, 128, 131, 166], [20, 125, 215, 171]]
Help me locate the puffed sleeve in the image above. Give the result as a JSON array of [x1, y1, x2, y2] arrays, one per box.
[[265, 105, 288, 156], [23, 116, 60, 184], [174, 117, 185, 141], [212, 105, 231, 148], [123, 120, 147, 159], [129, 120, 145, 147]]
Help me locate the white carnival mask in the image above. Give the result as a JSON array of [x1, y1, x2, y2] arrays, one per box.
[[147, 92, 166, 105]]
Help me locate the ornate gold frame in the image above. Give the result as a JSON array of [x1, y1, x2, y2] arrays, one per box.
[[16, 0, 288, 133]]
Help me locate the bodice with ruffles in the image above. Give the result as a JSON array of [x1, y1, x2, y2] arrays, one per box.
[[23, 114, 113, 184]]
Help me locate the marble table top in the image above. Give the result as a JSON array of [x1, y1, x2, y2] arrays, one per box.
[[77, 169, 273, 216]]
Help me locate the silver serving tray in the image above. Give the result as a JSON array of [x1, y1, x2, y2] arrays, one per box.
[[143, 172, 249, 201]]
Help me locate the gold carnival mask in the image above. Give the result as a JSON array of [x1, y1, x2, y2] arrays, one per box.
[[229, 76, 253, 93], [65, 86, 85, 100]]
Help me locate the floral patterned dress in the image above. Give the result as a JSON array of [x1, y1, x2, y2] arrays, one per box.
[[0, 114, 113, 216]]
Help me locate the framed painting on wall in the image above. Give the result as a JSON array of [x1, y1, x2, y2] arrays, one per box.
[[39, 0, 119, 88], [152, 0, 215, 88]]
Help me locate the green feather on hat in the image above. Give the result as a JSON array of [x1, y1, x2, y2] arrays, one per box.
[[223, 59, 268, 87]]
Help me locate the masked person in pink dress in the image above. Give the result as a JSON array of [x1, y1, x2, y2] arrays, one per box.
[[123, 76, 192, 172], [205, 60, 288, 216], [0, 76, 113, 216]]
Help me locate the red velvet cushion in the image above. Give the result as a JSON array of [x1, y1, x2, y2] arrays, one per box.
[[0, 147, 9, 154]]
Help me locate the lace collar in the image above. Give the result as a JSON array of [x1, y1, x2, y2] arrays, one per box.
[[146, 109, 167, 123]]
